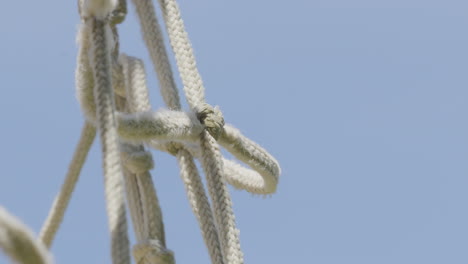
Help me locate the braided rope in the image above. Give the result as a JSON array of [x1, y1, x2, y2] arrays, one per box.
[[156, 0, 206, 111], [88, 15, 130, 264], [39, 122, 96, 247], [151, 1, 244, 262], [131, 0, 235, 262], [118, 113, 280, 195], [119, 54, 174, 264], [130, 0, 181, 110], [175, 148, 225, 263], [200, 131, 243, 263], [117, 8, 226, 258], [5, 1, 280, 263]]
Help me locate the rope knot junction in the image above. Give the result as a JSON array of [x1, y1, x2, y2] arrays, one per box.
[[133, 240, 175, 264], [195, 103, 225, 140], [121, 144, 154, 174], [3, 1, 283, 264]]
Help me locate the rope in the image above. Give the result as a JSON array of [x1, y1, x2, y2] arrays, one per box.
[[129, 1, 281, 262], [131, 0, 228, 263], [39, 122, 96, 248], [119, 54, 174, 264], [130, 0, 181, 110], [2, 0, 281, 263], [175, 148, 225, 263], [147, 0, 244, 262], [155, 0, 206, 111], [200, 131, 243, 263], [118, 113, 280, 194], [76, 23, 97, 123], [0, 207, 52, 264], [86, 4, 130, 263]]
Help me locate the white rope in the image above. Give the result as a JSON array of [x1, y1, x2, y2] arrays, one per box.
[[130, 1, 229, 263], [76, 23, 97, 123], [39, 122, 96, 247], [0, 207, 52, 264], [123, 166, 146, 241], [129, 0, 282, 262], [199, 131, 243, 263], [175, 148, 225, 263], [155, 0, 206, 111], [117, 110, 203, 142], [119, 54, 174, 264], [2, 0, 281, 262], [148, 1, 243, 262], [130, 0, 181, 110], [84, 1, 131, 262], [118, 112, 280, 194]]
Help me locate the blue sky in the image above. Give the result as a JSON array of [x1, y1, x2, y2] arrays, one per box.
[[1, 0, 468, 263]]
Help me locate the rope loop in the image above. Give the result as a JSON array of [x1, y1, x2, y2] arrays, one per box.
[[121, 144, 154, 174], [133, 240, 175, 264], [110, 0, 127, 25]]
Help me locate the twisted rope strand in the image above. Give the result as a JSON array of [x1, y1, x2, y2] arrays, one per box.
[[88, 17, 130, 264], [39, 122, 96, 248]]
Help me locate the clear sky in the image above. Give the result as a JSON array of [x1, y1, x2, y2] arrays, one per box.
[[1, 0, 468, 263]]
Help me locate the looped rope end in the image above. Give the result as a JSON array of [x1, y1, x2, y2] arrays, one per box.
[[133, 240, 175, 264], [165, 142, 182, 156], [121, 145, 154, 174], [195, 103, 225, 140], [109, 0, 127, 25], [80, 0, 119, 20]]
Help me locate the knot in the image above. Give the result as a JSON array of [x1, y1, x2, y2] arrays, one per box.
[[195, 103, 225, 140], [79, 0, 119, 20], [133, 240, 175, 264], [165, 142, 182, 156], [109, 0, 127, 25], [121, 145, 154, 174]]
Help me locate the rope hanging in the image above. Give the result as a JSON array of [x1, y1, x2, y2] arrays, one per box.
[[0, 0, 280, 263]]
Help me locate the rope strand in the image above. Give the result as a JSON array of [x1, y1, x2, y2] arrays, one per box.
[[200, 132, 244, 264], [119, 54, 174, 264], [1, 1, 281, 263], [39, 122, 96, 247], [88, 16, 130, 264], [0, 207, 52, 264], [131, 1, 230, 262]]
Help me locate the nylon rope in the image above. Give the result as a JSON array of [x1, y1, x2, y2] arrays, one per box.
[[2, 0, 281, 263]]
